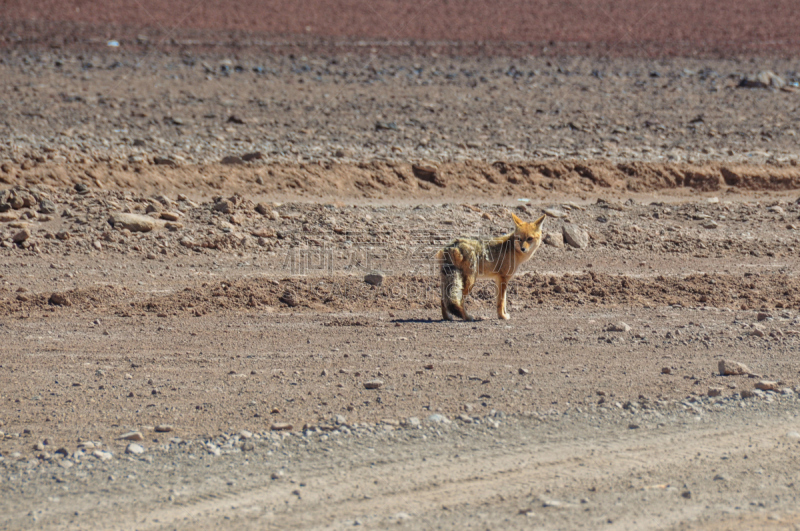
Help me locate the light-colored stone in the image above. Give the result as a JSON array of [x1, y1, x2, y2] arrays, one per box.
[[562, 224, 589, 249], [607, 322, 631, 333], [427, 414, 451, 424], [755, 380, 778, 391], [718, 360, 751, 376], [155, 424, 173, 433], [543, 233, 563, 248], [544, 208, 567, 218], [270, 422, 293, 431], [364, 379, 384, 389], [117, 431, 144, 441], [109, 213, 162, 232], [92, 450, 114, 461], [125, 443, 145, 455]]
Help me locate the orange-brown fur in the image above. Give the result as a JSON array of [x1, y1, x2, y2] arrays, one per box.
[[436, 213, 545, 321]]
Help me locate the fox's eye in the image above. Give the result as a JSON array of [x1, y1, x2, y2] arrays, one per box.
[[526, 237, 534, 242]]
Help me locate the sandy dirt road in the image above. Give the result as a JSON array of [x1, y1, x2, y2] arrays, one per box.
[[3, 398, 800, 530]]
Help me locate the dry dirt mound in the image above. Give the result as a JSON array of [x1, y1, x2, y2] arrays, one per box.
[[6, 161, 800, 199], [5, 271, 799, 319], [3, 0, 800, 57]]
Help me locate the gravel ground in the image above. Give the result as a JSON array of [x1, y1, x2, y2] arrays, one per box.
[[2, 33, 800, 530]]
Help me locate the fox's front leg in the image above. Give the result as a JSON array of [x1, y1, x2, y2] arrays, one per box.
[[496, 277, 510, 320]]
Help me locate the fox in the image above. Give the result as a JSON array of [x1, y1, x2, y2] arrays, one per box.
[[435, 212, 546, 321]]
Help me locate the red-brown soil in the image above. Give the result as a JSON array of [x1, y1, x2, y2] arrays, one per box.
[[3, 0, 800, 57]]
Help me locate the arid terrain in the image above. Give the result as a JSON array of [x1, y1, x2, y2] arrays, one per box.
[[3, 2, 800, 529]]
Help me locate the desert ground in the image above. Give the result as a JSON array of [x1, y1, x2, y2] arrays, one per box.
[[3, 2, 800, 530]]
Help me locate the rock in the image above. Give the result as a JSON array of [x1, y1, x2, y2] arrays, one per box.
[[427, 414, 451, 424], [701, 220, 718, 229], [48, 293, 71, 306], [0, 211, 19, 222], [213, 199, 234, 213], [56, 230, 70, 241], [739, 71, 786, 89], [755, 380, 778, 391], [740, 389, 756, 398], [160, 212, 181, 221], [165, 222, 183, 231], [756, 70, 786, 88], [544, 208, 567, 218], [681, 491, 692, 499], [518, 368, 529, 375], [718, 360, 751, 376], [364, 271, 386, 286], [713, 474, 728, 481], [458, 414, 473, 423], [405, 417, 421, 427], [117, 431, 144, 441], [543, 233, 563, 248], [206, 444, 221, 456], [628, 424, 640, 429], [607, 322, 631, 333], [562, 224, 589, 249], [251, 228, 276, 238], [239, 430, 253, 439], [242, 152, 263, 162], [785, 431, 800, 441], [221, 155, 244, 165], [154, 424, 173, 433], [279, 290, 299, 307], [661, 367, 671, 375], [125, 443, 145, 455], [708, 387, 723, 397], [412, 164, 445, 187], [270, 422, 293, 431], [334, 414, 347, 425], [757, 312, 770, 322], [255, 203, 270, 215], [93, 450, 113, 461], [241, 441, 256, 452], [109, 213, 159, 232], [153, 156, 178, 167], [750, 328, 765, 338], [74, 183, 89, 194], [12, 228, 30, 243], [364, 379, 384, 389]]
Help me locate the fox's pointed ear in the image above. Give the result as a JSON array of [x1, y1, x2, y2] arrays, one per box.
[[532, 214, 546, 229], [511, 212, 524, 227]]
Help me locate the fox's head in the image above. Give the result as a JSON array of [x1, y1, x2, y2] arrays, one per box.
[[511, 213, 546, 254]]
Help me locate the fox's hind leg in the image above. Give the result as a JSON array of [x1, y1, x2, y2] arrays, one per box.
[[438, 247, 476, 321], [442, 270, 471, 321], [459, 273, 477, 321]]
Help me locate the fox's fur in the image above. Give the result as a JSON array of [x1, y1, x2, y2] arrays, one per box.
[[435, 213, 546, 321]]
